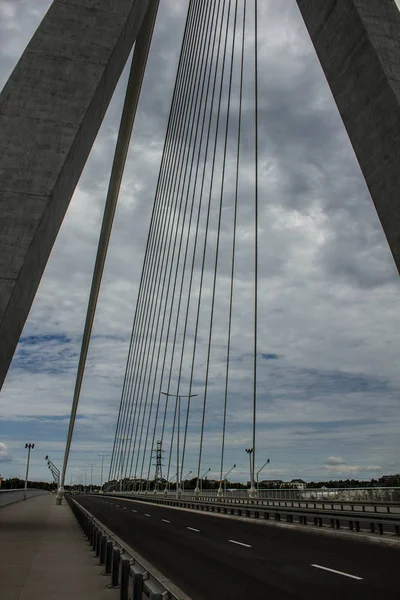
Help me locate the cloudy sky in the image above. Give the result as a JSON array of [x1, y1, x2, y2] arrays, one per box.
[[1, 0, 400, 487]]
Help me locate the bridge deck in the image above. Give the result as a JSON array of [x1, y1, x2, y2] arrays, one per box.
[[0, 493, 118, 600]]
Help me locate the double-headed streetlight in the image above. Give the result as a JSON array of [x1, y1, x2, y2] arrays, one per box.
[[83, 469, 89, 493], [88, 463, 95, 493], [45, 455, 60, 486], [182, 470, 192, 493], [245, 448, 256, 497], [24, 443, 35, 500], [256, 459, 270, 494], [161, 392, 198, 499], [164, 472, 176, 495], [220, 464, 236, 496], [199, 467, 211, 493]]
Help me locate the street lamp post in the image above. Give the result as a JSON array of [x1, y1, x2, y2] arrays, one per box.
[[161, 392, 198, 499], [164, 473, 176, 495], [199, 467, 211, 493], [181, 470, 192, 493], [221, 464, 236, 496], [24, 443, 35, 500], [88, 463, 94, 493], [45, 455, 60, 487], [256, 459, 270, 494], [245, 448, 256, 497], [97, 453, 109, 493], [83, 469, 89, 494]]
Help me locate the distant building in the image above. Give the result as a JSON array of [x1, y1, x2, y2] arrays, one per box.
[[378, 474, 400, 486], [259, 480, 283, 488], [283, 479, 306, 490]]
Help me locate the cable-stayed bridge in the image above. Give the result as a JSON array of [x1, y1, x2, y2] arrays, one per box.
[[1, 1, 400, 599]]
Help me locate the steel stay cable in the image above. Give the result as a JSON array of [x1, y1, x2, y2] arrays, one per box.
[[131, 0, 213, 484], [252, 0, 259, 486], [219, 0, 246, 492], [109, 6, 198, 480], [177, 0, 229, 479], [196, 0, 237, 491], [109, 4, 199, 479], [123, 0, 209, 483], [139, 0, 217, 485], [145, 0, 223, 487], [136, 0, 225, 475], [178, 0, 231, 492], [114, 0, 203, 482]]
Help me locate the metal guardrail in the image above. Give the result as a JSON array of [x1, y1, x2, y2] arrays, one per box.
[[105, 493, 400, 537], [66, 495, 179, 600], [110, 485, 400, 502], [166, 486, 400, 502], [112, 490, 400, 515]]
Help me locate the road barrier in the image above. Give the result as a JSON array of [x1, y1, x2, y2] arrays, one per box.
[[109, 486, 400, 503], [66, 495, 179, 599], [104, 493, 400, 538], [0, 488, 49, 507], [111, 490, 400, 515]]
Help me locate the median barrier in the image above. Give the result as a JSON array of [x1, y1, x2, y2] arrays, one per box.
[[103, 493, 400, 538], [66, 495, 179, 599]]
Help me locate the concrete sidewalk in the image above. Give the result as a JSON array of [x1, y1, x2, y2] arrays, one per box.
[[0, 493, 118, 600]]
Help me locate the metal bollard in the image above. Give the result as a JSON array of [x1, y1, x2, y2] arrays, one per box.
[[99, 534, 107, 565], [120, 556, 131, 600], [84, 515, 89, 536], [109, 547, 121, 588], [92, 526, 98, 551], [104, 540, 113, 575], [132, 571, 143, 600], [96, 529, 102, 557]]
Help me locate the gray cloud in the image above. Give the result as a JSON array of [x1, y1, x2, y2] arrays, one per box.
[[1, 1, 400, 484], [0, 442, 11, 463]]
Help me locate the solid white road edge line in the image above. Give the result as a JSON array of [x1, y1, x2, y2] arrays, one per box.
[[228, 539, 251, 548], [311, 564, 363, 580]]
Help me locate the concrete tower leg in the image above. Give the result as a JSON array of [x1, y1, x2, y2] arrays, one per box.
[[0, 0, 150, 390], [296, 0, 400, 273]]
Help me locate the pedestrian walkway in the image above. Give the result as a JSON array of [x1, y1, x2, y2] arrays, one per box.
[[0, 493, 118, 600]]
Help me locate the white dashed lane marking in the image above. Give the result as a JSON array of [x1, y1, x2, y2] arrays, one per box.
[[145, 513, 151, 517], [228, 540, 251, 548], [162, 519, 170, 523], [311, 565, 363, 581], [187, 527, 200, 532]]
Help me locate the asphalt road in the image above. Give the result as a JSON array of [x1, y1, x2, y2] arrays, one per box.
[[76, 495, 400, 600]]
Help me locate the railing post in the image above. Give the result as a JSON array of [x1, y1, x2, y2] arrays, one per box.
[[92, 526, 98, 551], [120, 556, 131, 599], [109, 546, 121, 588], [132, 571, 143, 600], [104, 540, 113, 575], [96, 529, 102, 557], [99, 534, 107, 565]]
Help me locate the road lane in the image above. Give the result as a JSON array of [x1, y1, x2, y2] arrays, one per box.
[[75, 495, 400, 600]]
